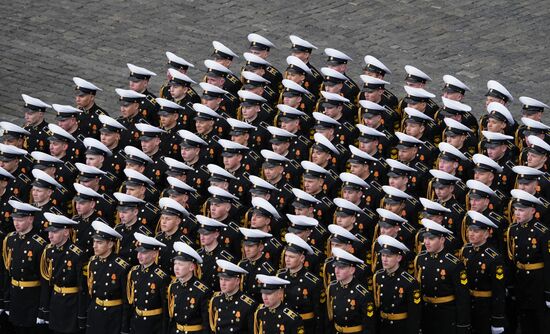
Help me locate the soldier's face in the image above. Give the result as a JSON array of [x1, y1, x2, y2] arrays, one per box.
[[517, 181, 537, 194], [315, 128, 334, 141], [397, 147, 417, 163], [271, 142, 290, 155], [180, 146, 200, 162], [286, 72, 305, 84], [262, 289, 283, 309], [119, 103, 139, 118], [24, 111, 44, 126], [125, 162, 146, 173], [423, 235, 445, 253], [169, 193, 188, 205], [404, 122, 425, 139], [486, 118, 506, 133], [349, 163, 369, 179], [126, 185, 146, 199], [406, 101, 426, 112], [388, 176, 408, 191], [243, 243, 262, 260], [75, 200, 95, 216], [140, 138, 160, 155], [210, 180, 229, 191], [86, 154, 104, 168], [311, 149, 330, 167], [522, 111, 542, 122], [467, 227, 489, 246], [283, 96, 301, 108], [323, 105, 342, 119], [363, 89, 383, 103], [128, 80, 147, 93], [194, 119, 214, 134], [201, 98, 222, 110], [250, 49, 269, 59], [250, 213, 270, 229], [469, 197, 489, 212], [48, 229, 69, 246], [284, 251, 304, 270], [442, 91, 463, 101], [342, 189, 362, 204], [291, 51, 309, 62], [169, 85, 189, 99], [2, 137, 24, 148], [219, 276, 240, 295], [13, 216, 33, 234], [324, 84, 343, 94], [327, 64, 346, 74], [336, 215, 355, 229], [526, 152, 547, 169], [425, 214, 443, 224], [100, 132, 120, 148], [93, 239, 113, 257], [137, 250, 157, 266], [49, 141, 68, 158], [303, 178, 323, 194], [363, 115, 382, 129], [438, 159, 458, 174], [380, 225, 399, 237], [118, 208, 138, 225], [79, 178, 100, 190], [384, 202, 404, 215], [0, 159, 18, 173], [405, 82, 424, 89], [434, 185, 454, 201], [485, 96, 505, 107], [293, 206, 312, 217], [486, 145, 506, 161], [358, 140, 378, 155], [159, 113, 179, 129], [230, 133, 248, 146], [173, 259, 195, 279], [381, 253, 401, 271], [160, 214, 181, 234], [31, 186, 52, 204], [245, 86, 264, 96], [445, 134, 466, 149], [199, 231, 219, 247], [331, 241, 351, 252], [215, 58, 232, 68], [222, 154, 242, 171], [514, 206, 535, 224], [75, 94, 94, 109], [206, 76, 225, 88], [209, 202, 230, 220], [241, 105, 260, 121], [363, 71, 383, 79], [473, 171, 494, 186], [280, 119, 300, 133], [334, 265, 355, 282]]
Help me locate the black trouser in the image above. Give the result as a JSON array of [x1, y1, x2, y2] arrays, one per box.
[[518, 308, 550, 334], [421, 303, 457, 334]]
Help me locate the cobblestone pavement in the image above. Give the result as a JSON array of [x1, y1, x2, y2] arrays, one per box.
[[1, 0, 549, 123]]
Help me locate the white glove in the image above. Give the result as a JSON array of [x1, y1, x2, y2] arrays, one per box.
[[546, 301, 550, 309], [491, 326, 504, 334], [37, 318, 45, 325]]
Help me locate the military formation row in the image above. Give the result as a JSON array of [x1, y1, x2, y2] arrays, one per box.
[[0, 33, 549, 334]]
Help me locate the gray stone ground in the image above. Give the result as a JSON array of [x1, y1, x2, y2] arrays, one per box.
[[1, 0, 549, 123]]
